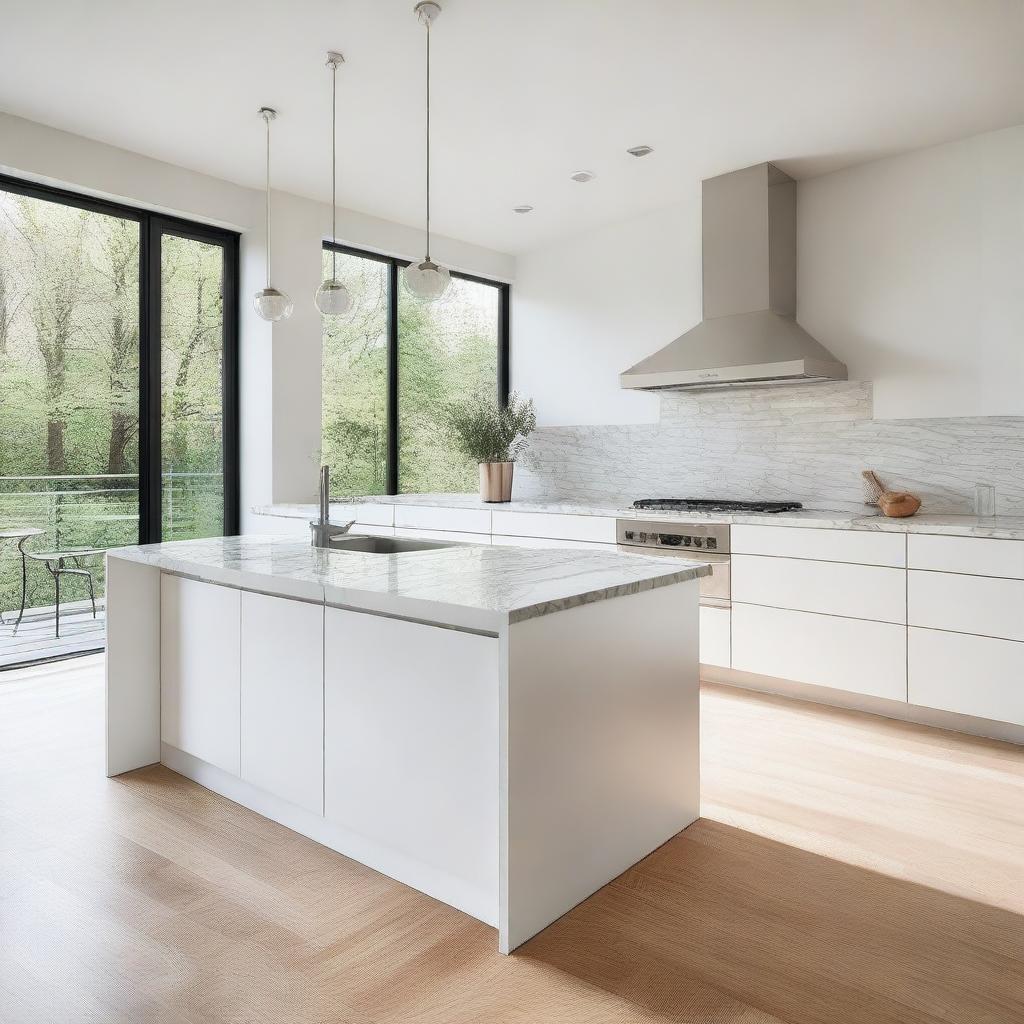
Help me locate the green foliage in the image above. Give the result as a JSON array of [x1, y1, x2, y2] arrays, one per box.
[[0, 188, 226, 614], [321, 251, 505, 495], [447, 391, 536, 465]]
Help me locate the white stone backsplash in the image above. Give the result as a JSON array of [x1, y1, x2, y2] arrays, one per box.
[[516, 382, 1024, 514]]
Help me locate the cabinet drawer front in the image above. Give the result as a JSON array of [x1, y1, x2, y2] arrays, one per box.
[[732, 554, 906, 623], [491, 510, 617, 543], [699, 605, 730, 668], [908, 570, 1024, 642], [352, 503, 394, 527], [490, 534, 611, 551], [908, 534, 1024, 579], [732, 525, 905, 567], [909, 627, 1024, 726], [732, 603, 907, 701], [394, 527, 491, 544], [394, 504, 490, 534], [240, 592, 325, 815]]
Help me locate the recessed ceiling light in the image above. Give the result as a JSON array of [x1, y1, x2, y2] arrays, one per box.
[[570, 170, 596, 183], [513, 204, 534, 214], [626, 145, 654, 157]]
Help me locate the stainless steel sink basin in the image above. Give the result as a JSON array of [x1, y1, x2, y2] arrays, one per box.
[[327, 534, 456, 554]]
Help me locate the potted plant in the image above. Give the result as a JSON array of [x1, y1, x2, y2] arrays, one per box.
[[448, 391, 537, 502]]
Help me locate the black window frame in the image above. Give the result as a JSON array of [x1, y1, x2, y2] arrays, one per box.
[[324, 241, 510, 496], [0, 171, 240, 543]]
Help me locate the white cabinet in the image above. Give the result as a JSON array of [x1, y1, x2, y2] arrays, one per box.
[[160, 574, 241, 774], [491, 510, 617, 544], [240, 592, 325, 814], [490, 534, 610, 551], [732, 554, 906, 624], [909, 627, 1024, 726], [732, 525, 906, 567], [732, 603, 907, 701], [394, 527, 491, 544], [323, 607, 499, 897], [394, 504, 491, 534], [699, 606, 730, 668], [908, 534, 1024, 579], [908, 570, 1024, 643]]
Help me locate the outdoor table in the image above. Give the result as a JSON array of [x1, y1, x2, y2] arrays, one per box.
[[0, 527, 45, 630], [23, 547, 105, 638]]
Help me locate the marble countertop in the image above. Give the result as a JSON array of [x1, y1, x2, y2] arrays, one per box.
[[254, 495, 1024, 540], [109, 535, 709, 633]]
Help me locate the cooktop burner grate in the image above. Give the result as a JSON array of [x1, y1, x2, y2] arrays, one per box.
[[633, 498, 803, 514]]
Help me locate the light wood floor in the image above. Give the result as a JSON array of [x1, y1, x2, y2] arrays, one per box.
[[1, 656, 1022, 1024]]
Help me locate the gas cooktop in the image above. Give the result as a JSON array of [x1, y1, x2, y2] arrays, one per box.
[[632, 498, 803, 514]]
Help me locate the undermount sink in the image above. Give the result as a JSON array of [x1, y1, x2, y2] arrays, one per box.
[[327, 534, 456, 554]]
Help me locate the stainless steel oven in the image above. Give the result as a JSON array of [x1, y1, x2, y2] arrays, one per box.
[[615, 520, 731, 607]]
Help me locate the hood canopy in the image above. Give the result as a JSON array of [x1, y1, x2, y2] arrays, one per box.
[[621, 162, 847, 391]]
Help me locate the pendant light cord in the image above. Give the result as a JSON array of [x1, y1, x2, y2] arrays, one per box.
[[264, 111, 272, 289], [425, 14, 431, 262], [331, 58, 338, 280]]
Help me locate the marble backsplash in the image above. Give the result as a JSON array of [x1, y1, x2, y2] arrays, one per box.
[[516, 382, 1024, 514]]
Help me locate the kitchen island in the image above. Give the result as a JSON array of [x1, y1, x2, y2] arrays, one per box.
[[105, 535, 709, 953]]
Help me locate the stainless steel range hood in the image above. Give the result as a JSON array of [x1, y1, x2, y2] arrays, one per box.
[[620, 162, 847, 391]]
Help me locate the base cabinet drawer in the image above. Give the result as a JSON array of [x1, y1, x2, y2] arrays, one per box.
[[732, 555, 906, 624], [732, 603, 906, 701], [160, 575, 241, 774], [491, 511, 617, 544], [908, 627, 1024, 726], [699, 606, 730, 668], [240, 592, 325, 815], [395, 505, 490, 534], [909, 570, 1024, 642]]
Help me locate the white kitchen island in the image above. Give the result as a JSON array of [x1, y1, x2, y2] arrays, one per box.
[[105, 535, 708, 953]]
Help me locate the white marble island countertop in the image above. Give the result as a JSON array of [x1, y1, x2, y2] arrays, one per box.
[[109, 535, 709, 633]]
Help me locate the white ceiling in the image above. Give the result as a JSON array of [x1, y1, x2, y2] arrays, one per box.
[[2, 0, 1021, 255]]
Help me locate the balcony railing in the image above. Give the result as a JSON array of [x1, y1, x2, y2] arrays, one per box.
[[0, 472, 222, 615]]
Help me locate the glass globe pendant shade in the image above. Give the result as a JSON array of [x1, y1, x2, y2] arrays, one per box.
[[402, 258, 451, 302], [253, 287, 294, 322], [314, 278, 353, 317]]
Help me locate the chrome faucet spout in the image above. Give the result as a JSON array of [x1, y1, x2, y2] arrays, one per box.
[[310, 464, 355, 547]]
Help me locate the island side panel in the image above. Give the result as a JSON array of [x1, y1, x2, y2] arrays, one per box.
[[499, 579, 701, 954], [105, 555, 161, 777]]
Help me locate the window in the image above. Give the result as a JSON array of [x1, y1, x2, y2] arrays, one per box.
[[321, 244, 508, 495], [0, 172, 238, 657]]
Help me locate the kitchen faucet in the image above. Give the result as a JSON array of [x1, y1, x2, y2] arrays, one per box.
[[310, 465, 354, 547]]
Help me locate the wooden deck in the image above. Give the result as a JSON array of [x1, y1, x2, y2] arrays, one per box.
[[0, 599, 105, 669]]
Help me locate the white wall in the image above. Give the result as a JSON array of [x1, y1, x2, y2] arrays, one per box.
[[511, 193, 702, 426], [798, 125, 1024, 420], [0, 112, 513, 524], [512, 125, 1023, 428]]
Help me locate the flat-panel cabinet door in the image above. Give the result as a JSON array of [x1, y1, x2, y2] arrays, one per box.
[[909, 627, 1024, 726], [699, 606, 730, 668], [732, 602, 907, 701], [323, 607, 499, 898], [160, 574, 241, 774], [240, 592, 325, 814]]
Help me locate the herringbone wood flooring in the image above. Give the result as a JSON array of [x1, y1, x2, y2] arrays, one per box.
[[1, 654, 1022, 1023]]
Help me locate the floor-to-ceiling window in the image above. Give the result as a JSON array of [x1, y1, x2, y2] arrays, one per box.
[[321, 243, 508, 496], [0, 174, 238, 665]]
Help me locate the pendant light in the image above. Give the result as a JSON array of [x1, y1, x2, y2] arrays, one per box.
[[315, 52, 353, 317], [254, 107, 294, 322], [403, 1, 451, 302]]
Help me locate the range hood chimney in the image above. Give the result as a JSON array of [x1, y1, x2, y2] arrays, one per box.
[[620, 162, 847, 391]]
